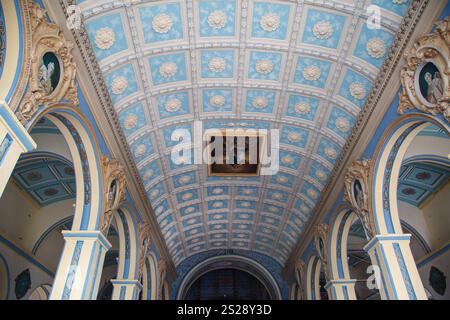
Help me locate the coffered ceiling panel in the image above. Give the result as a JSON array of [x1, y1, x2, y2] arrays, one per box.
[[77, 0, 412, 265]]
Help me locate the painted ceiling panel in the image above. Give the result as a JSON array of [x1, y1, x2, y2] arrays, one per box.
[[78, 0, 410, 265]]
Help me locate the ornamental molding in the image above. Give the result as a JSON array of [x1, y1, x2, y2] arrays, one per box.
[[94, 27, 115, 50], [343, 159, 376, 239], [398, 17, 450, 121], [152, 14, 173, 34], [314, 223, 329, 280], [137, 223, 153, 280], [366, 38, 386, 59], [99, 155, 127, 236], [16, 0, 77, 125], [260, 13, 280, 32], [207, 10, 227, 30], [312, 21, 333, 40], [294, 260, 306, 300]]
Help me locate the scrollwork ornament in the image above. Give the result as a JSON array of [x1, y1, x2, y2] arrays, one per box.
[[137, 223, 152, 280], [343, 159, 376, 239], [398, 17, 450, 122], [16, 1, 78, 125], [314, 224, 329, 280], [99, 156, 126, 236], [294, 260, 306, 300]]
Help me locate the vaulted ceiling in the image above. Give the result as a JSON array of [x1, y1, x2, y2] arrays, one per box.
[[77, 0, 412, 265]]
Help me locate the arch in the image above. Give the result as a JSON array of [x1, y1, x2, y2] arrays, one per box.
[[176, 255, 282, 300], [289, 283, 302, 300], [0, 254, 10, 300], [0, 0, 30, 108], [141, 252, 158, 300], [328, 207, 360, 281], [27, 106, 104, 232], [113, 205, 139, 281], [305, 255, 321, 300], [371, 114, 449, 235], [28, 284, 52, 300]]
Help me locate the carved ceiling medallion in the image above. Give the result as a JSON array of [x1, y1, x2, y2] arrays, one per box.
[[313, 21, 333, 40], [260, 13, 280, 32], [208, 10, 227, 29]]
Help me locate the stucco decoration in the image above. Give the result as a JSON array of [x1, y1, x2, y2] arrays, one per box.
[[260, 13, 280, 32], [366, 38, 386, 59], [294, 260, 306, 300], [157, 259, 168, 299], [252, 96, 268, 109], [312, 21, 333, 40], [159, 62, 178, 78], [99, 156, 127, 236], [343, 159, 375, 239], [210, 94, 225, 107], [208, 10, 227, 29], [165, 98, 182, 112], [111, 76, 128, 95], [16, 1, 77, 125], [294, 102, 311, 115], [314, 224, 329, 279], [398, 17, 450, 121], [94, 27, 115, 50], [256, 59, 274, 74], [349, 82, 366, 100], [152, 14, 173, 34], [137, 223, 153, 280], [335, 117, 351, 133], [303, 65, 321, 81], [208, 57, 227, 73]]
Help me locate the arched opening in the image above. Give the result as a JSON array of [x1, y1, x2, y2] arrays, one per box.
[[0, 105, 104, 299], [0, 254, 9, 299], [141, 252, 158, 300], [306, 255, 323, 300], [347, 217, 380, 300], [96, 222, 119, 300], [0, 116, 75, 299], [184, 269, 270, 300], [394, 123, 450, 299], [177, 255, 281, 300], [372, 115, 449, 299]]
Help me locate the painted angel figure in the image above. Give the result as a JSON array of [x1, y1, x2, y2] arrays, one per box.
[[38, 61, 55, 95]]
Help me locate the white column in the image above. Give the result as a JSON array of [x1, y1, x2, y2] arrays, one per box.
[[50, 231, 111, 300], [0, 102, 36, 196], [325, 279, 357, 300], [364, 234, 427, 300], [111, 279, 142, 300]]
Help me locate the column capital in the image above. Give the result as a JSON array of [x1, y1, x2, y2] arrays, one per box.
[[111, 279, 143, 290], [324, 279, 357, 289], [364, 234, 411, 252], [0, 102, 36, 151], [62, 230, 112, 251]]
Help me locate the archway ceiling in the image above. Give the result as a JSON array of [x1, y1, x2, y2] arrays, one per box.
[[77, 0, 411, 266]]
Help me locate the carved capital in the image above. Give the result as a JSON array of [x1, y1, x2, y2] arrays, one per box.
[[137, 223, 152, 280], [398, 17, 450, 122], [99, 156, 126, 236], [314, 224, 329, 280], [16, 0, 78, 125], [294, 260, 306, 300], [344, 159, 376, 239]]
